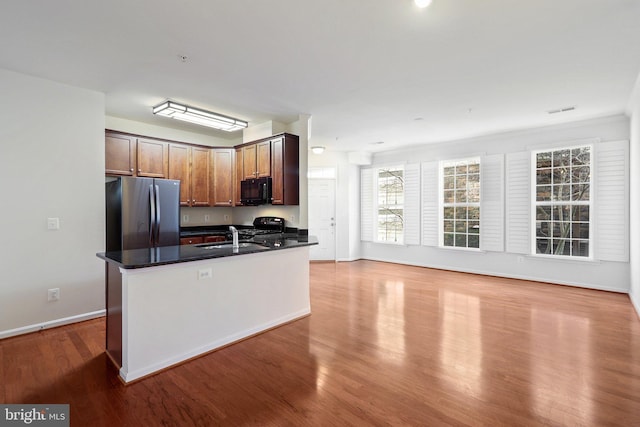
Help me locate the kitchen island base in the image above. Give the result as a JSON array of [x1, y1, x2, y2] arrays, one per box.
[[105, 246, 311, 383]]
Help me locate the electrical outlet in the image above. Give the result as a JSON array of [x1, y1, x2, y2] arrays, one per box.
[[183, 214, 189, 223], [517, 256, 524, 263], [48, 288, 60, 301], [224, 214, 230, 221], [204, 214, 210, 222], [198, 268, 212, 280], [47, 218, 60, 230], [289, 215, 295, 222]]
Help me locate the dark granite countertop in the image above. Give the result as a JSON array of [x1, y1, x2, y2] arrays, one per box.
[[97, 234, 318, 269]]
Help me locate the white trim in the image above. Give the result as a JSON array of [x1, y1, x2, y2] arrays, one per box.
[[631, 293, 640, 320], [0, 310, 106, 339], [358, 256, 627, 294]]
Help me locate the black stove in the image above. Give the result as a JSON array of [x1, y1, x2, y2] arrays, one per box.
[[237, 216, 286, 240]]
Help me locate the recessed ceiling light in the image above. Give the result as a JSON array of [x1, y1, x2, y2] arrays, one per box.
[[414, 0, 433, 8], [370, 141, 385, 145]]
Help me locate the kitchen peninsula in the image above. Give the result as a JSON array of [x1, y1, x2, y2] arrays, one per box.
[[97, 234, 317, 383]]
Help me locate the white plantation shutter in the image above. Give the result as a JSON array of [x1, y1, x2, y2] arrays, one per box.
[[421, 161, 439, 246], [480, 154, 504, 252], [403, 163, 421, 245], [595, 140, 629, 262], [506, 151, 531, 254], [360, 168, 374, 242]]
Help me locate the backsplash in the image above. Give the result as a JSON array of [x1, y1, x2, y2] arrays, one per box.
[[180, 205, 300, 228]]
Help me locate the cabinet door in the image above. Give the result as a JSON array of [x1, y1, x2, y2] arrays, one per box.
[[271, 135, 299, 205], [235, 147, 243, 205], [256, 140, 271, 177], [190, 147, 211, 207], [242, 144, 257, 179], [105, 133, 136, 176], [137, 138, 167, 178], [213, 149, 234, 206], [271, 138, 284, 204], [168, 144, 191, 206]]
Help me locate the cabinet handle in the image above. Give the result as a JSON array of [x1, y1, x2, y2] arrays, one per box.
[[228, 200, 232, 203], [138, 169, 141, 173], [130, 168, 134, 172]]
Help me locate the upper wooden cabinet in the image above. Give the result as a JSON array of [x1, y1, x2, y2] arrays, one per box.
[[137, 138, 168, 178], [234, 147, 243, 206], [191, 147, 211, 207], [212, 148, 234, 207], [168, 143, 210, 207], [270, 134, 299, 205], [241, 140, 271, 179], [105, 133, 136, 176]]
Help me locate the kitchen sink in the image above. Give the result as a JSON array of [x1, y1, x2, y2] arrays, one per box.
[[196, 242, 269, 250]]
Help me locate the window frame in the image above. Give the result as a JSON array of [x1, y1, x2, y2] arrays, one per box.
[[439, 157, 481, 250], [530, 144, 593, 260], [374, 164, 405, 245]]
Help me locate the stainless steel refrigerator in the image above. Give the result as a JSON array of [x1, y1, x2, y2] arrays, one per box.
[[106, 177, 180, 251]]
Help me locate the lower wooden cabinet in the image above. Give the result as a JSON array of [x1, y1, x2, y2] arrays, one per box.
[[180, 236, 204, 245]]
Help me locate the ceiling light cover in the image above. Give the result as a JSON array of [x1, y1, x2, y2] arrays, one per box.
[[311, 146, 325, 154], [152, 100, 248, 132], [414, 0, 432, 8]]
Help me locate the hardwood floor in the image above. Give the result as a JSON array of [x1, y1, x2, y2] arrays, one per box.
[[2, 260, 640, 426]]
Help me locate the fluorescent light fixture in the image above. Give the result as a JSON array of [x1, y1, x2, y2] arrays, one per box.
[[152, 100, 248, 132], [311, 146, 325, 154], [414, 0, 432, 8]]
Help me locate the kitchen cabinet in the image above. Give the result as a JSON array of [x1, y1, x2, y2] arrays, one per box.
[[241, 140, 271, 179], [137, 138, 168, 178], [212, 148, 234, 207], [234, 147, 243, 206], [204, 235, 226, 243], [105, 132, 136, 176], [180, 236, 204, 245], [168, 143, 210, 207], [270, 134, 299, 205]]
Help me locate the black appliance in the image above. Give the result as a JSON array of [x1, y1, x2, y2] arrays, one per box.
[[237, 216, 286, 240], [106, 177, 181, 251], [240, 177, 272, 205]]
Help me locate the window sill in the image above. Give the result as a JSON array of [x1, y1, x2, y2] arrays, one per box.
[[439, 246, 483, 253], [526, 254, 600, 264]]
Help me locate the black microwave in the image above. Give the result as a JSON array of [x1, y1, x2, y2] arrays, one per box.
[[240, 177, 272, 205]]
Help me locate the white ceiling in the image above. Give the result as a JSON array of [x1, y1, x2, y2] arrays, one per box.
[[2, 0, 640, 152]]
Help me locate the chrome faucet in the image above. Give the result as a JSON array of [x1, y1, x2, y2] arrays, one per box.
[[229, 226, 239, 250]]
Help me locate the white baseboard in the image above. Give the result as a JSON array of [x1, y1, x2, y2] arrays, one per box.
[[631, 292, 640, 320], [359, 256, 628, 293], [0, 310, 106, 340]]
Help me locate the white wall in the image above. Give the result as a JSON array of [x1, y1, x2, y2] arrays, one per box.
[[361, 115, 631, 292], [629, 78, 640, 317], [106, 116, 241, 148], [0, 69, 106, 337]]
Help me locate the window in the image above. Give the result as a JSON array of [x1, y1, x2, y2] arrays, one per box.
[[534, 146, 591, 257], [442, 159, 480, 248], [377, 166, 404, 243]]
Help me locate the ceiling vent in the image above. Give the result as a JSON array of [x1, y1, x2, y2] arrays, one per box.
[[547, 106, 576, 114]]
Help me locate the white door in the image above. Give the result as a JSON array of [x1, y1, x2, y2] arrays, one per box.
[[308, 178, 336, 260]]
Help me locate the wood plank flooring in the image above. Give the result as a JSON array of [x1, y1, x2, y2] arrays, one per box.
[[1, 260, 639, 426]]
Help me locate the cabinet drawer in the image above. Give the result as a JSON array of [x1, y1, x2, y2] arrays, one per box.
[[180, 236, 204, 245]]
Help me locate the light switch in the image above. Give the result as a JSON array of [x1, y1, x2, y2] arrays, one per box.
[[47, 218, 60, 230]]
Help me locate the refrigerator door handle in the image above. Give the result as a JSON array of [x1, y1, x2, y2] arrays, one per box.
[[149, 184, 156, 247], [154, 184, 161, 244]]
